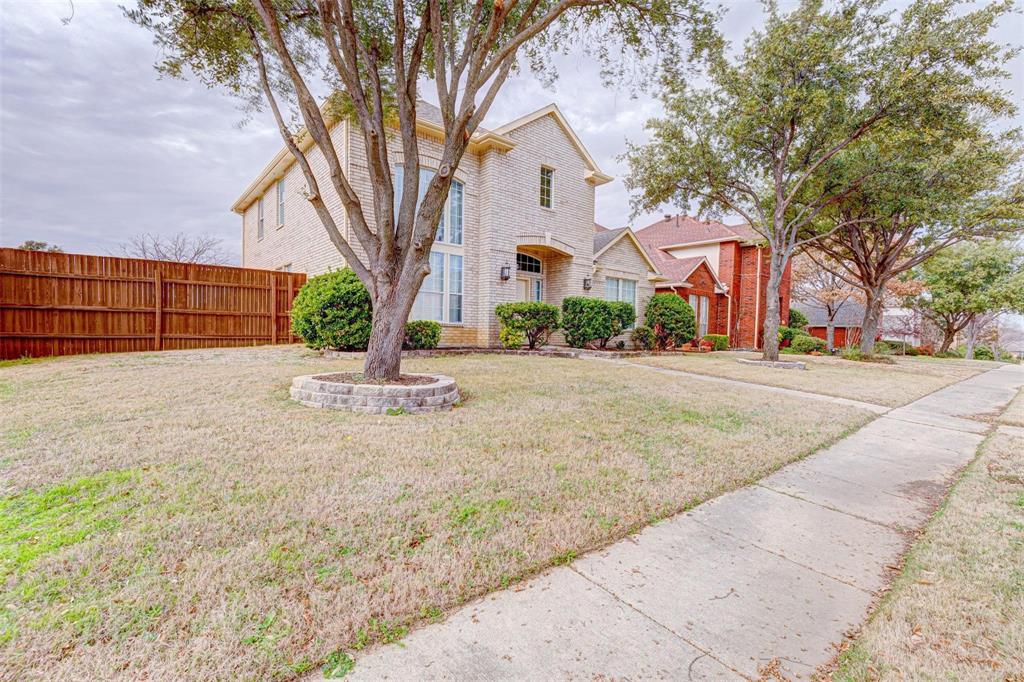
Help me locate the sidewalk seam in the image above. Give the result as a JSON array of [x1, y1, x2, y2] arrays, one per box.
[[566, 564, 747, 679]]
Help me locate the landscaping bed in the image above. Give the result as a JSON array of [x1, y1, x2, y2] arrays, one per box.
[[0, 345, 873, 680]]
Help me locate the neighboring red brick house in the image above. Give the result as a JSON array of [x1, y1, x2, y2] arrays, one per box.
[[635, 215, 792, 349]]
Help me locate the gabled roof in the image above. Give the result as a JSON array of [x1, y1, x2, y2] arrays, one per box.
[[233, 101, 611, 213], [593, 222, 611, 233], [793, 299, 865, 327], [652, 251, 728, 292], [494, 104, 613, 186], [232, 99, 515, 214], [592, 227, 663, 275], [636, 214, 762, 250]]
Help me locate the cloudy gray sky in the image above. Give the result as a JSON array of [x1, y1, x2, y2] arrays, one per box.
[[1, 0, 1022, 264]]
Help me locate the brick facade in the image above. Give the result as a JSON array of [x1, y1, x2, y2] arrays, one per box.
[[639, 216, 792, 350]]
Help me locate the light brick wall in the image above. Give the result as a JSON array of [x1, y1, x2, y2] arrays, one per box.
[[593, 235, 656, 338], [239, 109, 603, 348], [476, 114, 597, 345]]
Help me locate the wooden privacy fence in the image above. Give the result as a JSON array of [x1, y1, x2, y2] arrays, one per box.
[[0, 248, 307, 360]]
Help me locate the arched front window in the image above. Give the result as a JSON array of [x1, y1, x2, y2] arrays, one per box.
[[516, 253, 542, 274]]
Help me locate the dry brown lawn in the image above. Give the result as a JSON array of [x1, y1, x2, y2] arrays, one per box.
[[999, 386, 1024, 427], [833, 426, 1024, 680], [0, 346, 873, 680], [632, 352, 986, 407]]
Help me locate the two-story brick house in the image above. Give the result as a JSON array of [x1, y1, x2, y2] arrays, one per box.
[[635, 215, 791, 349], [234, 102, 662, 346]]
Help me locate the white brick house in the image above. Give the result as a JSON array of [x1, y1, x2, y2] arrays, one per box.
[[234, 102, 661, 346]]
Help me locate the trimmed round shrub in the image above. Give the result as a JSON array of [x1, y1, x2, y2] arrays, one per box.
[[561, 297, 635, 349], [702, 333, 729, 351], [790, 334, 827, 354], [291, 268, 372, 350], [972, 345, 995, 361], [788, 308, 809, 330], [404, 320, 442, 350], [873, 340, 893, 355], [495, 301, 561, 350], [645, 294, 696, 350], [631, 325, 655, 351]]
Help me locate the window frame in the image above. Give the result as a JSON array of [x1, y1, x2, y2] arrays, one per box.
[[276, 179, 286, 227], [395, 164, 465, 246], [540, 166, 554, 209], [411, 251, 464, 325], [257, 197, 265, 240]]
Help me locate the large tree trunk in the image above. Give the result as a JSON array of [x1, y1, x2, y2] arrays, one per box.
[[938, 324, 957, 354], [858, 286, 885, 355], [964, 317, 977, 360], [826, 320, 835, 352], [363, 281, 418, 381], [761, 251, 785, 362]]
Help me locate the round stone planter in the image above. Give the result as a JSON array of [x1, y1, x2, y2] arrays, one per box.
[[290, 373, 459, 414]]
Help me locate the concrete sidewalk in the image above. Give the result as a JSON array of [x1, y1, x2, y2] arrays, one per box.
[[336, 364, 1024, 681]]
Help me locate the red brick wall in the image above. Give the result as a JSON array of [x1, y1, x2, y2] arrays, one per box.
[[727, 244, 792, 350], [682, 262, 726, 336]]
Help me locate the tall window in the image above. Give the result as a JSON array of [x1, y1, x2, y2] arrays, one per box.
[[257, 197, 265, 239], [411, 252, 463, 323], [540, 167, 553, 208], [395, 165, 464, 245], [276, 179, 286, 226], [699, 295, 710, 337]]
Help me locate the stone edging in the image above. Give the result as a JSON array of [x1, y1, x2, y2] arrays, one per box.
[[290, 374, 459, 414], [736, 358, 807, 370]]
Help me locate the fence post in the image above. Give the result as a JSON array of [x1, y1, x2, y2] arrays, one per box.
[[154, 269, 163, 351], [269, 274, 277, 344], [287, 273, 294, 344]]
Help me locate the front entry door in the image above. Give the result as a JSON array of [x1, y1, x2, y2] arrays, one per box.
[[517, 278, 531, 302]]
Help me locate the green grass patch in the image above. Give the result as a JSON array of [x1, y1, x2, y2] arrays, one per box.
[[0, 469, 140, 576]]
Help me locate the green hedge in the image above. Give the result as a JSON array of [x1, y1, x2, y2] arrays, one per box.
[[702, 334, 729, 351], [777, 325, 808, 347], [495, 301, 561, 350], [790, 334, 826, 354], [645, 294, 695, 350], [404, 320, 442, 350], [291, 268, 372, 350], [561, 297, 635, 349]]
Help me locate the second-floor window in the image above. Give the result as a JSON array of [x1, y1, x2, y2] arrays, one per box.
[[257, 197, 265, 239], [276, 179, 286, 226], [395, 165, 464, 245], [540, 167, 553, 208]]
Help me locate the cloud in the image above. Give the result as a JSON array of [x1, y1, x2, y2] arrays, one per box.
[[1, 0, 1021, 263]]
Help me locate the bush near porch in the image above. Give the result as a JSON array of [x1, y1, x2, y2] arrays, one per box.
[[0, 346, 871, 680]]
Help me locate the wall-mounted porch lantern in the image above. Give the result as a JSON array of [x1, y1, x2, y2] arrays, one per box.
[[582, 277, 592, 291], [500, 263, 511, 281]]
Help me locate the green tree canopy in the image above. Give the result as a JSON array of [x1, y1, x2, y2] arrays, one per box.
[[625, 0, 1019, 361], [127, 0, 716, 379], [914, 240, 1024, 354]]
